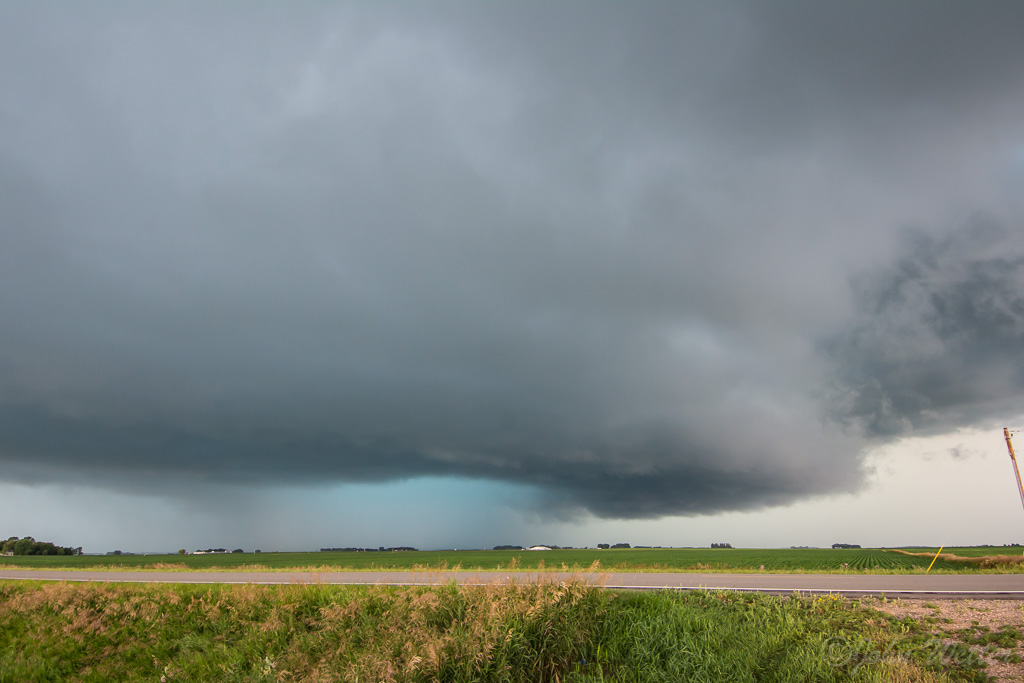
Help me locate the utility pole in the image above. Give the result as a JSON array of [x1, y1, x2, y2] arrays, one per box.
[[1004, 428, 1024, 514]]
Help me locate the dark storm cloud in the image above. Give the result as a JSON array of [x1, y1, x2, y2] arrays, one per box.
[[2, 2, 1024, 518], [824, 221, 1024, 437]]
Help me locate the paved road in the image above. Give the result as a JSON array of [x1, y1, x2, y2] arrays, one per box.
[[3, 569, 1023, 598]]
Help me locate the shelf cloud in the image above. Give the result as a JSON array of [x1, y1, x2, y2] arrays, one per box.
[[2, 2, 1023, 520]]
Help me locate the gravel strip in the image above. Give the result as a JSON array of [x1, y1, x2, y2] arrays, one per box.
[[866, 598, 1024, 682]]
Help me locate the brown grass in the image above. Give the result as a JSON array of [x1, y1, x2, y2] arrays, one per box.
[[891, 549, 1024, 569], [1, 576, 605, 682]]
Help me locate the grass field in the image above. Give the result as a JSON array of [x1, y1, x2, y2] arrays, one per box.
[[0, 579, 993, 681], [901, 547, 1024, 558], [1, 547, 1020, 573]]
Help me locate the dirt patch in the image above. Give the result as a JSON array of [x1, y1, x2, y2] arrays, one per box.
[[865, 598, 1024, 682]]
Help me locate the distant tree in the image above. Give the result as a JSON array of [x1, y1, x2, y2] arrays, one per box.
[[178, 549, 186, 555], [13, 538, 35, 555], [232, 548, 244, 553], [4, 536, 77, 556], [597, 543, 610, 550], [610, 543, 631, 549]]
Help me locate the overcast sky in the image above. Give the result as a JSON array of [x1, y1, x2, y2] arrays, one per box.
[[2, 3, 1023, 552]]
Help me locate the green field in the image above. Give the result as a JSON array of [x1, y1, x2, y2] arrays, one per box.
[[1, 546, 1016, 573], [0, 579, 991, 681]]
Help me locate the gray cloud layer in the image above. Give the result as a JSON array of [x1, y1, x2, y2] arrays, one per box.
[[825, 221, 1024, 437], [2, 3, 1023, 518]]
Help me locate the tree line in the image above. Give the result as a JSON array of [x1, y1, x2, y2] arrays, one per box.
[[2, 536, 82, 556]]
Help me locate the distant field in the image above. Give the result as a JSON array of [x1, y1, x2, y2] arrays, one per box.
[[899, 546, 1024, 558], [2, 546, 1018, 573]]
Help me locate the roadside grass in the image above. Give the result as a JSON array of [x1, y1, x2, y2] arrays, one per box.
[[3, 547, 1021, 574], [0, 579, 990, 682]]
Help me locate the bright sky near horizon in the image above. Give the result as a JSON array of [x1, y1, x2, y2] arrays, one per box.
[[2, 3, 1024, 553]]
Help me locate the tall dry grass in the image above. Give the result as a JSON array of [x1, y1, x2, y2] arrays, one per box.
[[0, 578, 982, 682], [0, 577, 603, 682]]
